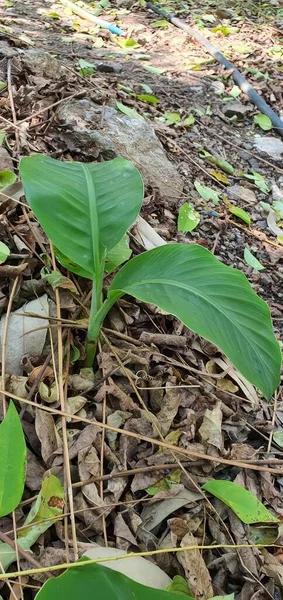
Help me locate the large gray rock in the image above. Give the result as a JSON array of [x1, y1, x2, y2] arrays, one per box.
[[57, 99, 183, 203], [253, 136, 283, 162]]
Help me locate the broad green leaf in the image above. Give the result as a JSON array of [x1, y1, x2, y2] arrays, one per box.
[[109, 244, 281, 397], [116, 101, 143, 119], [137, 94, 160, 104], [194, 181, 220, 204], [20, 155, 143, 279], [0, 241, 10, 264], [0, 169, 16, 190], [118, 38, 141, 49], [253, 113, 272, 131], [273, 430, 283, 447], [143, 65, 166, 75], [165, 575, 193, 596], [77, 58, 95, 75], [0, 475, 64, 571], [178, 202, 200, 232], [0, 401, 26, 517], [151, 19, 169, 27], [203, 479, 279, 524], [140, 83, 153, 94], [105, 234, 132, 274], [35, 560, 189, 600], [229, 85, 241, 98], [229, 206, 251, 225], [244, 247, 264, 271]]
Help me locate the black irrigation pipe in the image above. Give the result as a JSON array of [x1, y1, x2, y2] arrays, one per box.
[[147, 2, 283, 138]]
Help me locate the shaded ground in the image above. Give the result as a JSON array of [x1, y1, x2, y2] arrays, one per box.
[[0, 0, 283, 598]]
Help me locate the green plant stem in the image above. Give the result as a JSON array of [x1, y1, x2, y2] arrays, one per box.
[[85, 293, 121, 366]]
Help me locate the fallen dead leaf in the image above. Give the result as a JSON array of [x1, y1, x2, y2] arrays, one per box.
[[199, 401, 223, 449], [178, 532, 214, 600]]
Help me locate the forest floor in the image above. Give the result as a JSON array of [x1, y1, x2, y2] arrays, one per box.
[[0, 0, 283, 598]]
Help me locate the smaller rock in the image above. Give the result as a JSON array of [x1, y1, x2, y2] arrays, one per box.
[[222, 101, 251, 119], [96, 62, 123, 74], [253, 136, 283, 162], [0, 147, 14, 172], [227, 185, 257, 204]]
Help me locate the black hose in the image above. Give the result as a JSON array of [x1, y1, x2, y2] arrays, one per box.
[[147, 2, 283, 138]]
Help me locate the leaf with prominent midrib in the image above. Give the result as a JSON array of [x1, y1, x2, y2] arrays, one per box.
[[109, 244, 281, 398], [20, 155, 143, 278], [0, 401, 26, 517]]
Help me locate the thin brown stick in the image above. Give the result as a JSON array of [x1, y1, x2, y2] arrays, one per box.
[[50, 244, 78, 560]]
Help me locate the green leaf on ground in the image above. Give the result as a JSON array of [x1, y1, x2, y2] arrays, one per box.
[[137, 94, 160, 104], [116, 101, 143, 119], [183, 114, 195, 127], [0, 170, 16, 190], [253, 113, 272, 131], [178, 202, 200, 232], [229, 206, 251, 225], [160, 112, 181, 125], [194, 181, 220, 204], [244, 247, 265, 271], [109, 244, 281, 398], [143, 65, 166, 75], [0, 241, 10, 264], [0, 402, 26, 517], [199, 150, 234, 174], [241, 171, 269, 194], [35, 560, 194, 600], [146, 468, 181, 496], [41, 269, 78, 293], [151, 20, 168, 27], [203, 479, 279, 524]]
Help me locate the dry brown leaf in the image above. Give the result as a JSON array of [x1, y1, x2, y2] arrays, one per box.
[[141, 487, 203, 531], [262, 549, 283, 587], [156, 385, 183, 436], [198, 401, 223, 450], [68, 424, 101, 460], [114, 513, 137, 548], [25, 448, 45, 490], [35, 409, 58, 466], [178, 532, 213, 600]]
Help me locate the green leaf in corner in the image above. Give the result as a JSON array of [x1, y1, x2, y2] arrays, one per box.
[[178, 202, 200, 232], [203, 480, 279, 524], [0, 401, 26, 517], [116, 101, 143, 119], [273, 431, 283, 447], [194, 181, 220, 205], [244, 247, 265, 271], [253, 113, 272, 131], [0, 170, 16, 190], [229, 206, 251, 225], [35, 560, 194, 600], [165, 575, 193, 597], [0, 241, 10, 264]]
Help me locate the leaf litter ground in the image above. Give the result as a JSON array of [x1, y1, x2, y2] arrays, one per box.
[[0, 0, 283, 598]]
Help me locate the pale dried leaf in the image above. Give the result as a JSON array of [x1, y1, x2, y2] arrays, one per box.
[[141, 488, 203, 531], [0, 294, 49, 375], [134, 215, 167, 250], [262, 549, 283, 586], [25, 448, 45, 491], [35, 408, 57, 466], [178, 532, 214, 600], [199, 401, 223, 449], [114, 513, 137, 547]]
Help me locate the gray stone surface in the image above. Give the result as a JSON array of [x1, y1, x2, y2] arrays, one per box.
[[57, 99, 184, 203], [222, 101, 251, 119], [253, 136, 283, 162]]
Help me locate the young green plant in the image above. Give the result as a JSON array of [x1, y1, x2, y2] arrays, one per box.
[[20, 154, 281, 398]]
